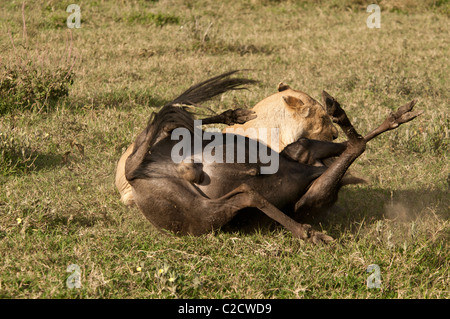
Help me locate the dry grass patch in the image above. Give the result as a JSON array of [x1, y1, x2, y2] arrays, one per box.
[[0, 0, 448, 298]]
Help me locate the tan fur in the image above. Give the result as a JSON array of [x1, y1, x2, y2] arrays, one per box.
[[226, 83, 338, 152], [115, 144, 135, 206], [115, 83, 338, 206]]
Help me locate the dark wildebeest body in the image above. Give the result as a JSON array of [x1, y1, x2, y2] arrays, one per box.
[[135, 134, 328, 206], [125, 71, 422, 243]]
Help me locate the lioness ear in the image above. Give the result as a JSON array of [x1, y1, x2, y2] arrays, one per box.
[[282, 95, 304, 108], [282, 96, 312, 117], [277, 82, 290, 92]]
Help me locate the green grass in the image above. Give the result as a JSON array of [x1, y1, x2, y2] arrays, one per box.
[[0, 0, 448, 298]]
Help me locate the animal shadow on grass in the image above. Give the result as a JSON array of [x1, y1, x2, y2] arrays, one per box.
[[221, 187, 449, 239], [1, 145, 64, 176], [32, 152, 66, 171]]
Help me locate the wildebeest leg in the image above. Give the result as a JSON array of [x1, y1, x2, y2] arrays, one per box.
[[200, 109, 257, 125], [177, 183, 333, 243], [363, 99, 422, 142], [283, 100, 421, 166], [282, 138, 366, 188], [294, 92, 421, 212], [293, 92, 368, 211]]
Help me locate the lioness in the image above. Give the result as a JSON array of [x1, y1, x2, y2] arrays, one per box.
[[226, 82, 338, 152]]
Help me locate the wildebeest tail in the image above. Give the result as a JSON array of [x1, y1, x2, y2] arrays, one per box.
[[125, 70, 256, 181], [141, 70, 257, 146], [150, 70, 256, 141], [167, 70, 257, 107]]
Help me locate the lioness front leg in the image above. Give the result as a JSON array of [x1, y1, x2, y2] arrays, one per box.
[[201, 109, 257, 125]]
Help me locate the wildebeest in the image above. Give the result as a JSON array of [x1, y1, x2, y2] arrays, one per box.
[[115, 107, 257, 206], [115, 75, 340, 206], [124, 71, 422, 243]]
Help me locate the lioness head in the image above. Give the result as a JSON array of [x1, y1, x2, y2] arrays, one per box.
[[278, 83, 339, 143], [227, 83, 339, 151]]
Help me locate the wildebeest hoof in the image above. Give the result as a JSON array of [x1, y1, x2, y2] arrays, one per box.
[[322, 90, 346, 124], [386, 99, 423, 129], [291, 223, 312, 240], [293, 223, 334, 244], [309, 231, 334, 245]]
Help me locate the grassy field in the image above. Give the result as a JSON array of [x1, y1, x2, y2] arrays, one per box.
[[0, 0, 448, 298]]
